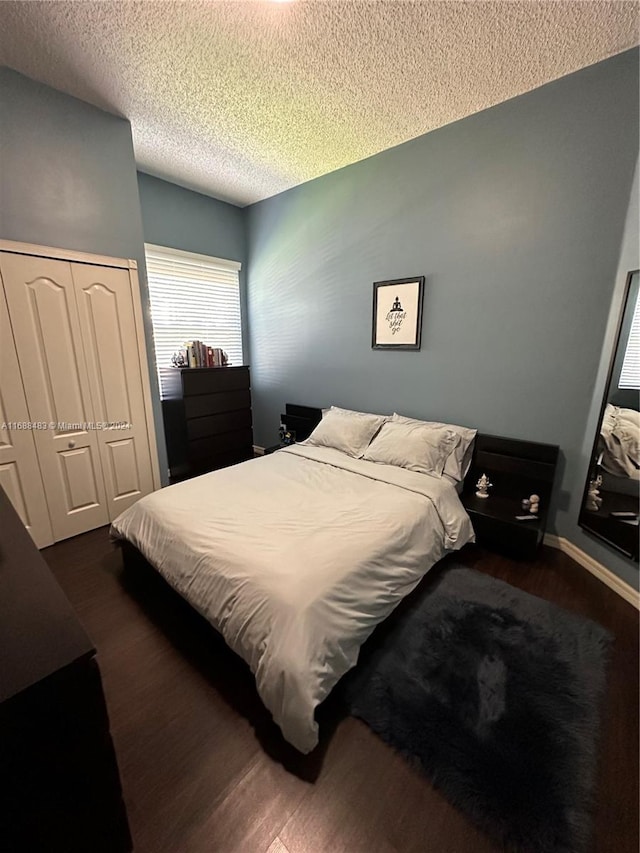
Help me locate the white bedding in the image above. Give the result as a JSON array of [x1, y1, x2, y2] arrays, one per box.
[[600, 403, 640, 479], [110, 444, 474, 753]]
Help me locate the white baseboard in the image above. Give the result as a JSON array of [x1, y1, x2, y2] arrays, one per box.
[[544, 534, 639, 610], [253, 445, 265, 456]]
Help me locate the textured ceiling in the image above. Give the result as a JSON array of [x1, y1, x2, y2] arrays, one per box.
[[0, 1, 638, 206]]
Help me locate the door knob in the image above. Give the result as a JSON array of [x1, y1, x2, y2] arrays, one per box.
[[68, 440, 76, 449]]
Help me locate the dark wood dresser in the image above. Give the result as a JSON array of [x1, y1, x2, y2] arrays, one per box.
[[0, 486, 132, 853], [160, 366, 254, 483]]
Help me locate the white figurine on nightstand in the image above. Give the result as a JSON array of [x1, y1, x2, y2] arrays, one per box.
[[585, 476, 603, 512], [475, 473, 492, 499], [529, 494, 540, 515]]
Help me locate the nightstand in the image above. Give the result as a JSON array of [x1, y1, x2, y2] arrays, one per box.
[[462, 434, 559, 560]]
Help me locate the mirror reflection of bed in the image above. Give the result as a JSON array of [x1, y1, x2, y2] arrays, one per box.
[[579, 269, 640, 560]]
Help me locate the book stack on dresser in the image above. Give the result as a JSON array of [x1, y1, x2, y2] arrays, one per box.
[[159, 366, 253, 484]]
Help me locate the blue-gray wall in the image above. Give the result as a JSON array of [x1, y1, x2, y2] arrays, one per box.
[[136, 172, 249, 361], [0, 67, 168, 481], [246, 49, 639, 582], [2, 59, 638, 584]]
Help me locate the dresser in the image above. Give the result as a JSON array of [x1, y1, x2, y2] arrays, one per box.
[[160, 366, 254, 483], [0, 484, 132, 853]]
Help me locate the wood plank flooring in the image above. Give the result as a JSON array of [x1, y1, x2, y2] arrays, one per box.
[[42, 529, 638, 853]]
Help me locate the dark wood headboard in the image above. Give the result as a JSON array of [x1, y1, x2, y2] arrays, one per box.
[[281, 404, 323, 441], [468, 433, 559, 481]]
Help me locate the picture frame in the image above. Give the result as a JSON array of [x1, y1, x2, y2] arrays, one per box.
[[372, 276, 425, 350]]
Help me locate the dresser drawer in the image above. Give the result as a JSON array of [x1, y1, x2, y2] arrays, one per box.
[[184, 389, 251, 419], [181, 367, 250, 396], [188, 428, 254, 462], [187, 409, 252, 441]]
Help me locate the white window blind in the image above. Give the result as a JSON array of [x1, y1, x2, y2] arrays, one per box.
[[619, 288, 640, 390], [145, 244, 243, 377]]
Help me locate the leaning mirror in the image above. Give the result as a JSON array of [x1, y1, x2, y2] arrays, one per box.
[[579, 270, 640, 561]]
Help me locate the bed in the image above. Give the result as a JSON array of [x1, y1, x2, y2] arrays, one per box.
[[111, 411, 475, 753]]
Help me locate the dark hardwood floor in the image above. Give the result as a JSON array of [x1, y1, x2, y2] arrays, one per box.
[[42, 529, 638, 853]]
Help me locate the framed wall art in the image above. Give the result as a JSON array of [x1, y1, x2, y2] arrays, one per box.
[[372, 276, 425, 351]]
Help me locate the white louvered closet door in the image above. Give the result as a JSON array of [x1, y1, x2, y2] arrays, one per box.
[[71, 263, 155, 519], [0, 278, 54, 547], [0, 253, 110, 540]]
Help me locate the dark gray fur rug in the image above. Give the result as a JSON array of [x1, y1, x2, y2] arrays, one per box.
[[344, 566, 612, 853]]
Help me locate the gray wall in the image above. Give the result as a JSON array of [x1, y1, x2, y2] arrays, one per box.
[[0, 67, 168, 481], [246, 49, 639, 581], [137, 172, 245, 262], [136, 172, 249, 361]]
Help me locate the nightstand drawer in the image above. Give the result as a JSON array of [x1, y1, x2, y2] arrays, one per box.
[[469, 512, 542, 560]]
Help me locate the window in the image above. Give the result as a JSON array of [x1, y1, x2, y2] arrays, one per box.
[[144, 244, 243, 379], [619, 283, 640, 390]]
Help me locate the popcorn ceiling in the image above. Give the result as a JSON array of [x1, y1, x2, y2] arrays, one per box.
[[0, 1, 637, 206]]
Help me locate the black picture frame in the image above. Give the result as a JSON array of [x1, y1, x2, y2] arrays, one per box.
[[372, 276, 425, 351]]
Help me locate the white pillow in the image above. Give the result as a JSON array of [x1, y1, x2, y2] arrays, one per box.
[[392, 413, 477, 482], [303, 407, 387, 457], [363, 421, 460, 477]]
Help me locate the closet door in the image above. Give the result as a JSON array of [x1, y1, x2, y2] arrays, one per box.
[[0, 281, 54, 547], [71, 263, 154, 518], [0, 253, 109, 540]]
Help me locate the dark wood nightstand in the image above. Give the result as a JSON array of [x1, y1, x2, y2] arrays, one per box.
[[263, 403, 323, 456], [462, 434, 559, 560]]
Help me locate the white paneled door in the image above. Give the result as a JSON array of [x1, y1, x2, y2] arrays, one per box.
[[0, 280, 54, 547], [71, 263, 155, 518], [1, 253, 110, 540]]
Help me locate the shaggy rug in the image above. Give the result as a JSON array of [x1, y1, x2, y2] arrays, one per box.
[[344, 566, 612, 853]]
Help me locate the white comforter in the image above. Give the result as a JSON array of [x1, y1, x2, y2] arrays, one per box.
[[110, 445, 474, 752], [600, 403, 640, 479]]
